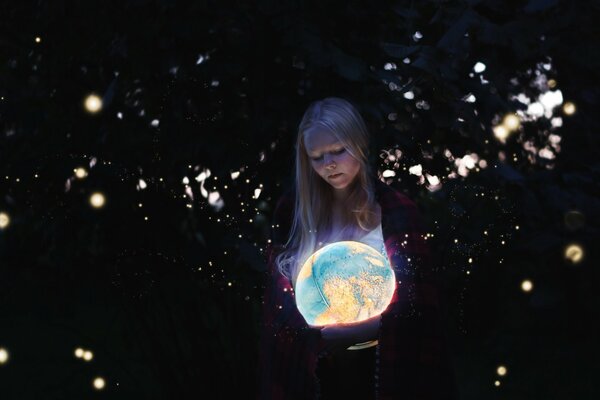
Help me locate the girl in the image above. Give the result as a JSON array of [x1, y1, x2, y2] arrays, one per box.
[[257, 97, 459, 399]]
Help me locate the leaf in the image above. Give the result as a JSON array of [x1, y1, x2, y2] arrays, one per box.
[[411, 46, 440, 75], [493, 162, 525, 184], [437, 8, 479, 53], [330, 46, 368, 81], [381, 43, 420, 59], [524, 0, 559, 13], [391, 6, 419, 19]]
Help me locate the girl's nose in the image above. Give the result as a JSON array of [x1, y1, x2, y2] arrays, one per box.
[[324, 154, 336, 167]]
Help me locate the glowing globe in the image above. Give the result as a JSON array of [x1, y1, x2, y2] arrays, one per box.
[[295, 240, 396, 327]]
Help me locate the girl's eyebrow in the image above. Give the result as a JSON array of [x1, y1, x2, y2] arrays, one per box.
[[309, 143, 343, 156]]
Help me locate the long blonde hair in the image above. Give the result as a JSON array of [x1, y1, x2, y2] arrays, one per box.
[[275, 97, 379, 286]]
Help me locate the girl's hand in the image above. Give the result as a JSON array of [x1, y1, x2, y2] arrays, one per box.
[[318, 315, 381, 354]]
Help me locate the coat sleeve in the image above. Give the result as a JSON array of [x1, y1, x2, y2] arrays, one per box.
[[378, 191, 460, 400], [256, 193, 324, 400]]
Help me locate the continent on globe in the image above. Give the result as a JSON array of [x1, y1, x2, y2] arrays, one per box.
[[295, 241, 396, 327]]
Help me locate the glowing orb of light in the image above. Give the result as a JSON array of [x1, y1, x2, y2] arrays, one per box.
[[74, 347, 84, 358], [83, 350, 93, 361], [497, 365, 507, 376], [93, 377, 105, 390], [521, 279, 533, 292], [0, 212, 10, 229], [562, 102, 576, 115], [493, 124, 509, 142], [0, 348, 8, 364], [89, 192, 105, 208], [84, 94, 103, 113], [295, 241, 395, 327], [74, 167, 88, 179], [564, 243, 584, 264], [503, 113, 521, 131]]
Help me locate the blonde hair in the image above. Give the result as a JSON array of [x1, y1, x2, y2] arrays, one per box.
[[275, 97, 379, 286]]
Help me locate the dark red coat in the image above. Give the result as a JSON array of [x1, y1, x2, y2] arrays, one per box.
[[257, 179, 460, 399]]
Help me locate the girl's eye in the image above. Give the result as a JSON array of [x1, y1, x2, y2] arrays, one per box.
[[311, 148, 345, 161]]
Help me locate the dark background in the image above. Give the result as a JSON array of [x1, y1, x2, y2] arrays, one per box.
[[1, 0, 599, 398]]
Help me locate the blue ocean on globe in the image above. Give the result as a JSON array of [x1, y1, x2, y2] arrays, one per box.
[[295, 240, 396, 327]]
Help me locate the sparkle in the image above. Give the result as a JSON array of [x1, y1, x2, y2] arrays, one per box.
[[521, 280, 533, 292], [0, 212, 10, 229], [408, 164, 422, 176], [563, 102, 576, 115], [564, 243, 584, 263], [93, 377, 106, 390], [503, 113, 521, 131], [473, 62, 486, 73], [497, 365, 507, 376], [0, 348, 8, 363], [84, 94, 103, 113], [35, 36, 41, 43], [74, 167, 88, 179], [493, 125, 509, 143], [74, 348, 84, 358], [89, 192, 105, 208], [83, 350, 93, 361]]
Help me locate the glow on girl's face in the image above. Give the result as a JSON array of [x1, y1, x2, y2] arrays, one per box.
[[304, 129, 361, 197]]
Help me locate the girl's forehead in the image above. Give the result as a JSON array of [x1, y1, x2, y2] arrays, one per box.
[[304, 129, 341, 153]]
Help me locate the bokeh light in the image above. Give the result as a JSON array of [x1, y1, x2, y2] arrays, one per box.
[[84, 94, 103, 113], [564, 244, 584, 264], [93, 377, 106, 390], [493, 125, 510, 143], [74, 347, 84, 358], [83, 350, 94, 361], [74, 167, 88, 179], [521, 280, 533, 292], [562, 102, 576, 115], [0, 212, 10, 229], [0, 348, 8, 364], [497, 365, 507, 376], [503, 113, 521, 131], [89, 192, 106, 208]]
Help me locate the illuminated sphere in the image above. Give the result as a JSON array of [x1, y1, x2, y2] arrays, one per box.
[[295, 241, 395, 327]]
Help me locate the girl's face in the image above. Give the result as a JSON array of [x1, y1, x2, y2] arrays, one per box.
[[303, 129, 361, 197]]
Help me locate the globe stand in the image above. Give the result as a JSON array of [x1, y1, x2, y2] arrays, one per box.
[[347, 339, 378, 351]]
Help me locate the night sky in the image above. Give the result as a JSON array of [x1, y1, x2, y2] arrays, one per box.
[[1, 1, 599, 399]]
